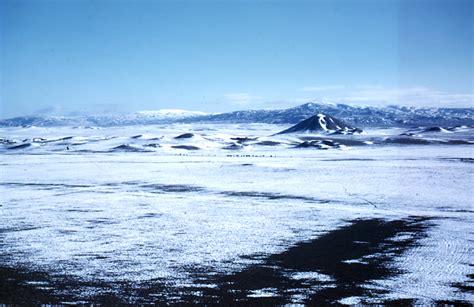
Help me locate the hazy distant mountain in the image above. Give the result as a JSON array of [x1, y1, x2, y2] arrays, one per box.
[[1, 102, 473, 127], [134, 109, 207, 118], [0, 109, 207, 127]]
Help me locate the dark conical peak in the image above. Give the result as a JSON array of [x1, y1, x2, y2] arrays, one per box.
[[277, 113, 362, 135]]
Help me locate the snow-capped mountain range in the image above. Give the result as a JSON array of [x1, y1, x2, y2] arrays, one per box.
[[183, 102, 474, 127], [135, 109, 208, 118], [1, 102, 473, 127]]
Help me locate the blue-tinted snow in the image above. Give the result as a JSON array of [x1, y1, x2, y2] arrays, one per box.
[[0, 124, 472, 303]]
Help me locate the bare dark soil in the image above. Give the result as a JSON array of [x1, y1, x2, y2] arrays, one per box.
[[1, 217, 471, 305]]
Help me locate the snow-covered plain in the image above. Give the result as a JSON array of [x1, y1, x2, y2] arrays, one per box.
[[0, 124, 473, 304]]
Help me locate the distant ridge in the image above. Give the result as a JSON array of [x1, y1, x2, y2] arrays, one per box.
[[1, 102, 473, 127], [184, 102, 474, 127], [277, 113, 363, 135]]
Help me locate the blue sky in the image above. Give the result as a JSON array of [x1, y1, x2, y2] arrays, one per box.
[[1, 0, 472, 117]]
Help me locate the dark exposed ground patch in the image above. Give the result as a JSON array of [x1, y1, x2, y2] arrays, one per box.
[[174, 133, 195, 139], [111, 144, 151, 152], [86, 218, 119, 226], [295, 140, 341, 149], [143, 143, 160, 148], [1, 218, 471, 305], [440, 157, 474, 163], [435, 300, 473, 307], [419, 127, 451, 133], [255, 140, 281, 146], [445, 140, 473, 145], [453, 271, 474, 293], [140, 183, 205, 193], [0, 225, 41, 234], [223, 143, 243, 150], [104, 181, 325, 203], [171, 145, 200, 150], [137, 212, 163, 219], [219, 191, 329, 203], [377, 137, 472, 146], [3, 181, 204, 195], [183, 217, 434, 305], [230, 137, 257, 144], [7, 143, 31, 150], [0, 266, 136, 305], [1, 181, 328, 204], [436, 207, 474, 214], [381, 137, 433, 145], [299, 136, 367, 146], [102, 181, 141, 187], [0, 182, 91, 189], [56, 136, 74, 141], [0, 138, 16, 145]]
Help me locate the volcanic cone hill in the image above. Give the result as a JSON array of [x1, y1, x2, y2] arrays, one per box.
[[277, 113, 363, 135]]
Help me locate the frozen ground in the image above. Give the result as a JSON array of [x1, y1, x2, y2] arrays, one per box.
[[0, 124, 473, 304]]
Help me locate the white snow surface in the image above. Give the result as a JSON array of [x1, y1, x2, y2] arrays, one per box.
[[0, 124, 472, 303]]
